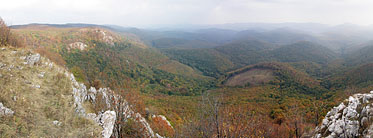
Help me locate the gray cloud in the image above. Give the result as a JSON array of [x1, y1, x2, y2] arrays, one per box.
[[1, 0, 373, 27]]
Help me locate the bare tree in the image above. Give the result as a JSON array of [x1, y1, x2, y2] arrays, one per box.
[[287, 103, 304, 138], [199, 92, 223, 138], [177, 92, 271, 138], [312, 100, 325, 126]]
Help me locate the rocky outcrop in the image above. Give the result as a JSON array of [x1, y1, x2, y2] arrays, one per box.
[[94, 29, 114, 45], [99, 111, 116, 138], [1, 47, 103, 137], [313, 91, 373, 138], [0, 102, 14, 116], [79, 28, 116, 46], [67, 42, 88, 51], [67, 73, 117, 138], [23, 53, 41, 66], [67, 72, 165, 138], [2, 47, 167, 138]]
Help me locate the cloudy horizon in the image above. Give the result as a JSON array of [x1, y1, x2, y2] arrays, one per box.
[[1, 0, 373, 28]]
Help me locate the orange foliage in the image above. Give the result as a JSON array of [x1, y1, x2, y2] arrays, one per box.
[[0, 18, 24, 47], [35, 47, 66, 66], [150, 116, 175, 137], [123, 89, 146, 116]]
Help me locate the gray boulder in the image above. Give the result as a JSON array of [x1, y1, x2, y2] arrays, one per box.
[[24, 53, 41, 66], [313, 91, 373, 138], [0, 102, 14, 116]]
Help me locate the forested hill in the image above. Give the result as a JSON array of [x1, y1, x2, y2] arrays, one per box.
[[346, 44, 373, 65], [163, 40, 338, 77], [12, 25, 213, 96], [5, 22, 373, 137]]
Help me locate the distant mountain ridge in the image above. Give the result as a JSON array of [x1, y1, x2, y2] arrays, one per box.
[[5, 21, 373, 138], [13, 23, 373, 56], [10, 23, 104, 29]]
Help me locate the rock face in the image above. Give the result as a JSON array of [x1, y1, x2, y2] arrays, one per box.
[[68, 72, 165, 138], [99, 111, 116, 138], [313, 91, 373, 138], [68, 73, 117, 137], [0, 102, 14, 116]]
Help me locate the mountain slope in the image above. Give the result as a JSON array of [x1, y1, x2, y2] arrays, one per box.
[[151, 37, 217, 49], [162, 48, 234, 77], [234, 28, 319, 45], [326, 63, 373, 88], [271, 41, 337, 64], [13, 25, 211, 95], [162, 40, 336, 78], [0, 47, 102, 137], [0, 46, 173, 138], [223, 62, 321, 91], [346, 44, 373, 65], [214, 39, 275, 66]]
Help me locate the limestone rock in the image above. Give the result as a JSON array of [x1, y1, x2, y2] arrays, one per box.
[[0, 102, 14, 116], [24, 53, 41, 66], [87, 87, 97, 101], [67, 42, 88, 51], [67, 72, 165, 138], [312, 92, 373, 138], [99, 111, 116, 138], [53, 120, 62, 126]]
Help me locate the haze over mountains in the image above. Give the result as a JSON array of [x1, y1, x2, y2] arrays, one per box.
[[2, 0, 373, 137], [93, 22, 373, 55], [2, 18, 373, 137]]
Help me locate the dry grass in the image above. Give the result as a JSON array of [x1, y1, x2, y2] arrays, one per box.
[[0, 47, 101, 137], [225, 68, 275, 87], [0, 18, 24, 48]]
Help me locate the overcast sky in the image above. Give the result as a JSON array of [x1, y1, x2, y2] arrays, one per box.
[[1, 0, 373, 27]]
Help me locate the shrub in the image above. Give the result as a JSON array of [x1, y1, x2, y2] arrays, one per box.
[[35, 47, 66, 66], [0, 18, 24, 47]]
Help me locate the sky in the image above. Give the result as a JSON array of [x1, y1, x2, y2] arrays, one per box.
[[1, 0, 373, 27]]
